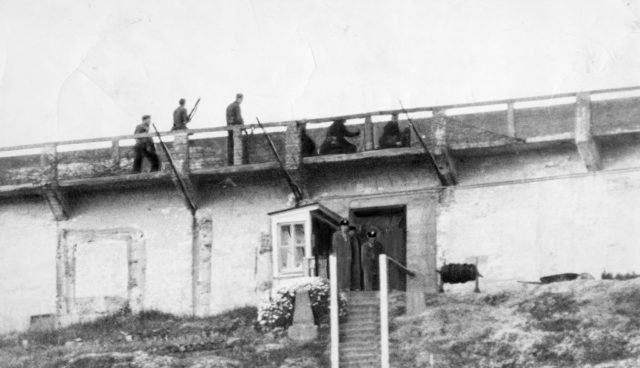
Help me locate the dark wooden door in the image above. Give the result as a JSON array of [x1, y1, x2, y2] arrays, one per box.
[[351, 206, 407, 291]]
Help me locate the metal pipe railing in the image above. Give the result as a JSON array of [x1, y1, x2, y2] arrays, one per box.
[[329, 254, 339, 368], [379, 254, 390, 368]]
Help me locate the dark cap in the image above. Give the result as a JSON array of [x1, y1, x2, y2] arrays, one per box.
[[142, 115, 151, 120], [236, 93, 243, 99], [179, 98, 186, 105], [339, 219, 349, 226], [367, 230, 377, 238]]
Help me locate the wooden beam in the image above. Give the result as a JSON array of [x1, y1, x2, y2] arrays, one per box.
[[170, 132, 199, 212], [431, 110, 458, 186], [575, 93, 602, 171], [43, 185, 69, 221], [506, 102, 516, 138], [363, 115, 374, 151]]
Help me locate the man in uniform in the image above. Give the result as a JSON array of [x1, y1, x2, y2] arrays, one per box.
[[361, 230, 385, 291], [348, 225, 362, 290], [331, 219, 352, 290], [133, 115, 160, 173], [172, 98, 190, 131], [226, 93, 244, 165]]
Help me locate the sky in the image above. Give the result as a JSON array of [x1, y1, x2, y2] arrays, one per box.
[[0, 0, 639, 147]]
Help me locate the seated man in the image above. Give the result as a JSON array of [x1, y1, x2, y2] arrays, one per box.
[[379, 120, 410, 149], [319, 119, 360, 155], [300, 124, 317, 157]]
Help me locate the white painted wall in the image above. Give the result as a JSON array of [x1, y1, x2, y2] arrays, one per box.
[[200, 180, 289, 313], [3, 146, 640, 331], [0, 199, 57, 332], [439, 169, 640, 292], [66, 188, 193, 315]]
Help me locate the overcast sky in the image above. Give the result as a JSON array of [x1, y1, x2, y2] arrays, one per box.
[[0, 0, 639, 147]]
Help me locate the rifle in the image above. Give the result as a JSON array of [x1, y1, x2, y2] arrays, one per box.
[[188, 97, 201, 121], [255, 117, 303, 204], [151, 123, 197, 215], [398, 100, 447, 184]]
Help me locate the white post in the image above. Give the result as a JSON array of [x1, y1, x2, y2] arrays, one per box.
[[379, 254, 389, 368], [329, 254, 339, 368]]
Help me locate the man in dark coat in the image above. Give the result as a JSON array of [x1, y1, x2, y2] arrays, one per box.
[[319, 119, 360, 155], [361, 230, 385, 291], [172, 98, 190, 130], [379, 120, 410, 149], [226, 93, 244, 165], [348, 226, 362, 291], [331, 219, 352, 290], [300, 123, 317, 157], [133, 115, 160, 173]]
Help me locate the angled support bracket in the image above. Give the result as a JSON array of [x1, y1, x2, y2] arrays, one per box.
[[41, 144, 70, 221], [430, 110, 458, 186], [170, 132, 199, 213], [284, 122, 309, 202]]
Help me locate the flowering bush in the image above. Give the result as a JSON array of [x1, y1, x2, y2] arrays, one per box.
[[257, 277, 347, 330]]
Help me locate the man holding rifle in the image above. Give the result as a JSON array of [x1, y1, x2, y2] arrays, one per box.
[[133, 115, 160, 173], [172, 98, 191, 131]]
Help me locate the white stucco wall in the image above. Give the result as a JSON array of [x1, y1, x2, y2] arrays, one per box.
[[0, 199, 57, 333], [199, 180, 289, 313], [66, 188, 194, 315], [3, 145, 640, 331], [439, 166, 640, 292]]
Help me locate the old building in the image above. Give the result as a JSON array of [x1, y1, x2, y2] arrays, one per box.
[[1, 86, 640, 333]]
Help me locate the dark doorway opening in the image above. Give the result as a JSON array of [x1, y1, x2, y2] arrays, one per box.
[[350, 205, 407, 291]]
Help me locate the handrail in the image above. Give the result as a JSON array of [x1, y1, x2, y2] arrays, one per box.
[[329, 254, 339, 368], [379, 254, 390, 368], [386, 255, 416, 277], [0, 84, 638, 154]]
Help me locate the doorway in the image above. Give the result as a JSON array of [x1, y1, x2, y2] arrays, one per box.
[[350, 205, 407, 291]]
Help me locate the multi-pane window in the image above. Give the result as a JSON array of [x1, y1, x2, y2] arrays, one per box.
[[278, 223, 305, 273]]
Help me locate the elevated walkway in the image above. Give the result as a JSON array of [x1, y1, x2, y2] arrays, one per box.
[[1, 85, 640, 220]]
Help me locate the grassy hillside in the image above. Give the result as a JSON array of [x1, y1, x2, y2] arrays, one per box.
[[3, 279, 640, 367], [391, 279, 640, 368], [0, 307, 328, 368]]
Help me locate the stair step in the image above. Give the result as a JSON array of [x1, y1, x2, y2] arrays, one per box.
[[341, 363, 381, 368], [341, 351, 380, 358], [346, 291, 379, 296], [348, 305, 380, 310], [340, 321, 380, 331], [340, 346, 380, 354], [341, 334, 380, 341]]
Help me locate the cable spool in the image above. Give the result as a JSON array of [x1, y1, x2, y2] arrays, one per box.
[[439, 263, 480, 284]]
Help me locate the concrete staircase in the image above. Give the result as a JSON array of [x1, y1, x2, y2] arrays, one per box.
[[339, 291, 381, 367]]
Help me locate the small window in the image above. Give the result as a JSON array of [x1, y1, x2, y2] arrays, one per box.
[[278, 222, 305, 273]]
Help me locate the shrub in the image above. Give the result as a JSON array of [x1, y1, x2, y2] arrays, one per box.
[[257, 278, 347, 330]]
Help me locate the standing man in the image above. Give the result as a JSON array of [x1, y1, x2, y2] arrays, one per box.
[[361, 230, 385, 291], [331, 219, 352, 290], [226, 93, 244, 165], [172, 98, 190, 131], [133, 115, 160, 173], [348, 226, 362, 291]]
